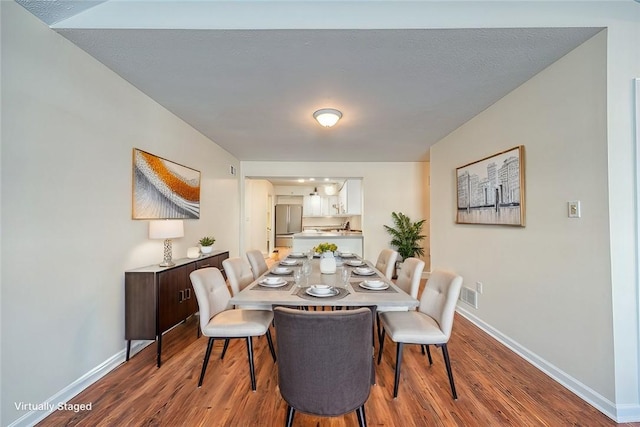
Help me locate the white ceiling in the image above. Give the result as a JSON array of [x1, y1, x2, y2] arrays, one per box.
[[17, 1, 602, 163]]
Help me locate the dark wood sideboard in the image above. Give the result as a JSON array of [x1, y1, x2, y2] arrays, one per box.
[[125, 250, 229, 367]]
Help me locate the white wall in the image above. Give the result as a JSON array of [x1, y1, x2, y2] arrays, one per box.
[[244, 179, 274, 254], [241, 162, 430, 264], [432, 30, 617, 409], [0, 3, 240, 425]]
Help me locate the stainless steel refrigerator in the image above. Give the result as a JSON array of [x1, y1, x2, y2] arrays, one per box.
[[275, 204, 303, 247]]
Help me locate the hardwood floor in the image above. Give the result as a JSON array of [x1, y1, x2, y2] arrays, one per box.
[[39, 309, 635, 426]]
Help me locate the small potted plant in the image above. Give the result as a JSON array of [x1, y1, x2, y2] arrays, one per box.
[[199, 236, 216, 254], [383, 212, 426, 271]]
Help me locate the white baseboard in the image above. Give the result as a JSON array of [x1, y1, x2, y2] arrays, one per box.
[[8, 340, 152, 427], [456, 306, 640, 423]]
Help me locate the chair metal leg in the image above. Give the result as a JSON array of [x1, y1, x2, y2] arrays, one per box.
[[356, 405, 367, 427], [371, 359, 376, 385], [198, 337, 215, 387], [376, 312, 382, 344], [377, 328, 386, 365], [247, 337, 256, 391], [285, 405, 295, 427], [425, 345, 433, 365], [266, 329, 277, 362], [220, 339, 230, 359], [441, 343, 458, 399], [246, 337, 256, 391], [393, 342, 404, 398]]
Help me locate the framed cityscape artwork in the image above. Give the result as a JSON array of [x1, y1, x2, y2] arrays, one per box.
[[456, 146, 525, 226], [132, 148, 201, 219]]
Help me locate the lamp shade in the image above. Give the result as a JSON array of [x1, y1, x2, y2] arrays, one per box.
[[313, 108, 342, 127], [149, 220, 184, 239]]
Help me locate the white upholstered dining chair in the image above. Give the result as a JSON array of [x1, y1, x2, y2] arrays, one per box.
[[377, 269, 463, 399], [246, 249, 269, 280], [220, 256, 262, 358], [375, 249, 398, 280], [189, 267, 276, 391], [222, 257, 254, 296], [394, 257, 425, 299], [374, 257, 424, 344]]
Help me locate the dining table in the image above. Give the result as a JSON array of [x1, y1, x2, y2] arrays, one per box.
[[229, 253, 419, 310]]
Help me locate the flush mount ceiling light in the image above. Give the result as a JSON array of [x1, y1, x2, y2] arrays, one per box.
[[313, 108, 342, 128]]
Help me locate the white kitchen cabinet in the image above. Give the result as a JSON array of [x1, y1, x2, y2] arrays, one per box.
[[321, 195, 340, 215], [339, 179, 362, 215], [303, 195, 322, 217], [338, 186, 347, 214], [303, 195, 341, 216]]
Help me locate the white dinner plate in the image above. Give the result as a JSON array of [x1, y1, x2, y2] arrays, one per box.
[[280, 259, 297, 266], [259, 278, 287, 287], [353, 267, 375, 276], [340, 252, 356, 258], [305, 286, 339, 297], [308, 284, 333, 294], [271, 267, 293, 275], [359, 280, 389, 290], [346, 260, 365, 267], [288, 252, 306, 258]]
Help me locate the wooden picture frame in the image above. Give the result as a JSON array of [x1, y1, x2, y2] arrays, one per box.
[[132, 149, 201, 219], [456, 146, 525, 226]]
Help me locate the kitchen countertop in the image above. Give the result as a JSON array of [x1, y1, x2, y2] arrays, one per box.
[[293, 231, 363, 238]]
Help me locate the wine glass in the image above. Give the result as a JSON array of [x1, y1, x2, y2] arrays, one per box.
[[341, 267, 350, 288], [302, 260, 312, 284], [293, 268, 303, 288]]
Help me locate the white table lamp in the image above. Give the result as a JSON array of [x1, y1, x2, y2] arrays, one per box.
[[149, 220, 184, 267]]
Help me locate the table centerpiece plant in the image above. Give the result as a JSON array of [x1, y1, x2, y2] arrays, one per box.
[[314, 242, 338, 274], [313, 242, 338, 254]]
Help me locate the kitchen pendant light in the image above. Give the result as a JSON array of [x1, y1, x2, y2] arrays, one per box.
[[310, 187, 320, 196], [313, 108, 342, 127]]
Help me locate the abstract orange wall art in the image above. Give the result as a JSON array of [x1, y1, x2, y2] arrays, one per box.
[[132, 149, 201, 219]]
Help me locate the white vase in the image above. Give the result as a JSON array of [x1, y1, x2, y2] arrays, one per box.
[[320, 251, 337, 274], [200, 245, 213, 254]]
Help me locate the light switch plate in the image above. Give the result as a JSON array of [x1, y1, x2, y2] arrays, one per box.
[[568, 201, 581, 218]]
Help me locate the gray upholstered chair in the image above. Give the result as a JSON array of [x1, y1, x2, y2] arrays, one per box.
[[378, 269, 463, 399], [189, 267, 276, 390], [246, 249, 269, 280], [375, 257, 425, 344], [273, 307, 373, 427], [375, 249, 398, 280]]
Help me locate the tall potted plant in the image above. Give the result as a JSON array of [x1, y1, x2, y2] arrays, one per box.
[[383, 212, 426, 268]]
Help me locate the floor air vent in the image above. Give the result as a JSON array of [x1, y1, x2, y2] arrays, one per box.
[[460, 287, 478, 309]]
